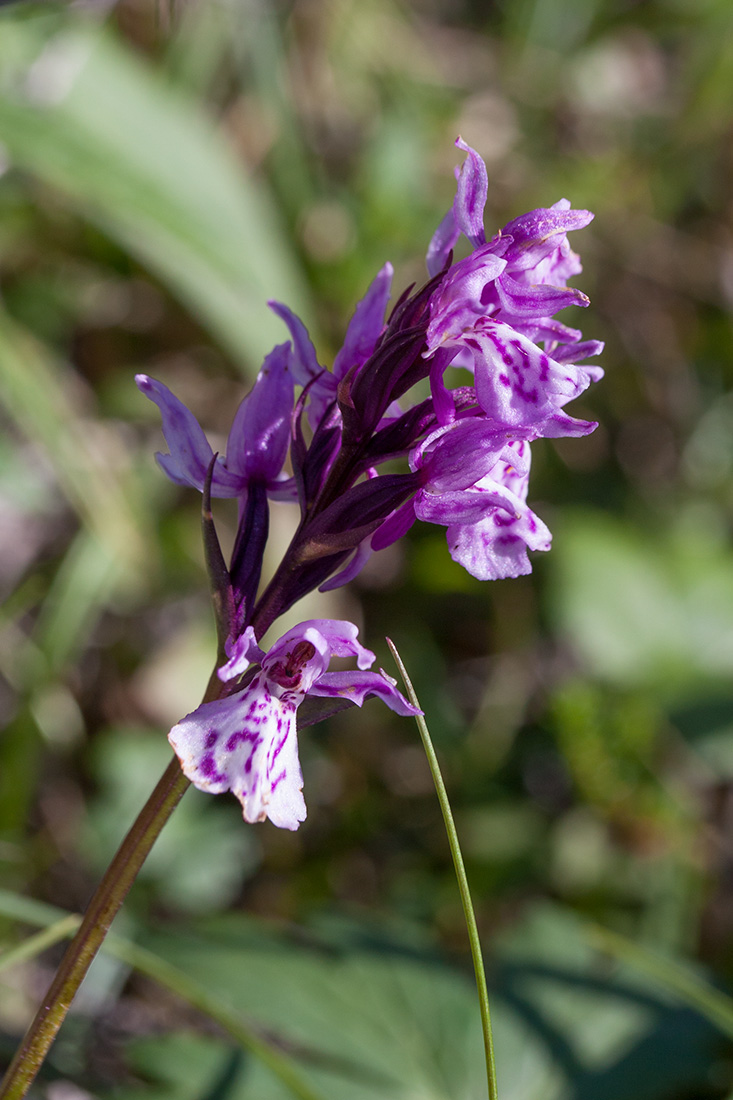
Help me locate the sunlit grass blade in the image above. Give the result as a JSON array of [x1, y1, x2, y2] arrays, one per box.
[[387, 639, 499, 1100], [586, 922, 733, 1041], [0, 917, 81, 977], [0, 308, 147, 587], [0, 18, 313, 372], [0, 889, 329, 1100]]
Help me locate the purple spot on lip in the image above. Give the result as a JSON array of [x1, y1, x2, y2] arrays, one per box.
[[200, 752, 226, 782], [271, 729, 288, 765], [205, 730, 218, 749], [270, 768, 287, 792], [244, 736, 263, 773], [226, 727, 258, 751]]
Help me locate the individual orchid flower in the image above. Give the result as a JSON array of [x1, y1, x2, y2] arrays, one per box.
[[137, 343, 299, 619], [372, 422, 549, 579], [135, 342, 295, 500], [441, 441, 552, 580], [372, 426, 548, 585], [168, 620, 419, 830]]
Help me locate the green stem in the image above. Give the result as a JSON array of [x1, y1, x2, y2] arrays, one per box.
[[0, 755, 190, 1100], [387, 639, 499, 1100]]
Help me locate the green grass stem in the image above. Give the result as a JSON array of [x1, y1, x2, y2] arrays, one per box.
[[586, 923, 733, 1040], [387, 639, 499, 1100]]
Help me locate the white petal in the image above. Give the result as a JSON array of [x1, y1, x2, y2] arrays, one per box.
[[169, 674, 307, 831]]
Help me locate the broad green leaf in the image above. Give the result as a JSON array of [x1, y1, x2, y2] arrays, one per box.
[[0, 889, 725, 1100], [142, 917, 489, 1100], [141, 907, 724, 1100], [0, 17, 312, 373]]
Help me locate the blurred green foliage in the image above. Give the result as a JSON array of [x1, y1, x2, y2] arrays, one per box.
[[2, 0, 733, 1096]]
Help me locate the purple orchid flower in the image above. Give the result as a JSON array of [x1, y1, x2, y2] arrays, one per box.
[[135, 342, 296, 500], [373, 426, 550, 580], [441, 441, 552, 580], [425, 138, 603, 429], [168, 620, 419, 830]]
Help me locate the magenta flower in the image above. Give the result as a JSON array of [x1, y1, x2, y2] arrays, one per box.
[[168, 620, 419, 830], [373, 423, 551, 580], [440, 441, 552, 580], [135, 342, 295, 500]]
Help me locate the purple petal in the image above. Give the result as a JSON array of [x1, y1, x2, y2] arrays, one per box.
[[272, 619, 376, 670], [309, 669, 420, 716], [426, 207, 459, 277], [415, 485, 521, 526], [219, 626, 263, 682], [415, 420, 520, 494], [453, 137, 488, 248], [169, 676, 307, 830], [500, 204, 594, 272], [136, 374, 246, 497], [225, 343, 294, 482], [333, 264, 393, 380], [371, 499, 417, 552], [268, 301, 323, 385], [551, 340, 605, 365], [428, 347, 461, 426], [426, 247, 507, 349], [319, 540, 373, 591], [495, 273, 589, 320]]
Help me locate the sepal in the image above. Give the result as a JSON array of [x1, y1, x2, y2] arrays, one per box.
[[201, 456, 235, 657]]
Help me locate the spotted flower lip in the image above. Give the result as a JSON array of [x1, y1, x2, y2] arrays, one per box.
[[168, 620, 420, 831], [441, 441, 552, 580]]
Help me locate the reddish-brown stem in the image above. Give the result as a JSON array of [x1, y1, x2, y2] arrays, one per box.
[[0, 756, 190, 1099]]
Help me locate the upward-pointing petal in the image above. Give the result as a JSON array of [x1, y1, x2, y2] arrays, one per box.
[[225, 343, 294, 483], [454, 137, 488, 248], [333, 264, 393, 380]]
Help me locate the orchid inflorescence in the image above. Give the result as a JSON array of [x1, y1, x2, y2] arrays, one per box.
[[137, 139, 603, 831]]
